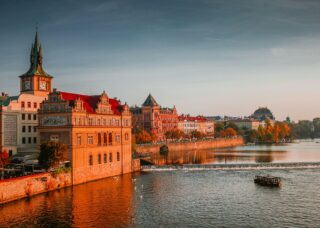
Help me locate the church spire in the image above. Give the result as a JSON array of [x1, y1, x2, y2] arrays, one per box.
[[20, 29, 52, 78]]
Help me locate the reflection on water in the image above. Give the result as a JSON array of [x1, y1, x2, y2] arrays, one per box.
[[0, 174, 134, 227], [149, 140, 320, 165]]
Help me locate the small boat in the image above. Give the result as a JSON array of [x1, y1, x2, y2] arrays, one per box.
[[254, 175, 282, 187]]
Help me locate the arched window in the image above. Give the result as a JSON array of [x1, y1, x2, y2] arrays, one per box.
[[108, 133, 113, 145], [89, 155, 93, 166], [98, 133, 101, 145], [117, 152, 120, 161], [98, 154, 101, 164], [109, 153, 112, 162], [104, 133, 107, 145], [104, 153, 107, 163]]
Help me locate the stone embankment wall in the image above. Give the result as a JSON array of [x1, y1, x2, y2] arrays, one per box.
[[0, 172, 71, 205], [136, 137, 244, 155]]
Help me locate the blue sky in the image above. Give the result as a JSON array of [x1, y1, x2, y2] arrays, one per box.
[[0, 0, 320, 121]]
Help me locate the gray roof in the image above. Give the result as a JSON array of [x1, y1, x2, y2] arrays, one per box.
[[142, 94, 159, 107]]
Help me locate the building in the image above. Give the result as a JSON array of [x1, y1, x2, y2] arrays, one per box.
[[38, 89, 132, 185], [251, 107, 275, 122], [230, 119, 261, 131], [131, 94, 178, 141], [0, 31, 52, 156], [178, 115, 214, 136]]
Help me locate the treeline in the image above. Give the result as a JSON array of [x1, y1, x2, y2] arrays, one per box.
[[289, 118, 320, 139], [215, 120, 291, 144]]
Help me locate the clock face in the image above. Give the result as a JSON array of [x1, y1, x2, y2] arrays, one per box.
[[24, 81, 31, 90], [39, 81, 47, 90]]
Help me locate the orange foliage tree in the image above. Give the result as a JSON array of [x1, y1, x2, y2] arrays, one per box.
[[225, 128, 237, 137]]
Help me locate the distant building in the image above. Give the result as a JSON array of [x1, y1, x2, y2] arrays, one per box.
[[0, 31, 52, 156], [251, 107, 275, 122], [230, 119, 261, 131], [178, 115, 214, 136], [131, 94, 178, 141], [38, 89, 132, 185]]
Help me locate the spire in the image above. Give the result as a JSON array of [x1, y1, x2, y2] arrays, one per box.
[[20, 29, 52, 78], [142, 94, 159, 107]]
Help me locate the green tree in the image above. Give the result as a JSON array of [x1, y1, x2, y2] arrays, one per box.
[[39, 141, 67, 170]]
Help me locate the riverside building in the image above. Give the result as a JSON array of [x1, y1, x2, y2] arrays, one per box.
[[178, 115, 215, 136], [131, 94, 178, 141], [0, 31, 52, 155], [38, 89, 132, 184]]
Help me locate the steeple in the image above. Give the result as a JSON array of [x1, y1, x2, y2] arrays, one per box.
[[142, 94, 159, 107], [20, 30, 52, 78]]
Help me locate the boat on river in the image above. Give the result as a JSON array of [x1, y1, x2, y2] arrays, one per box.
[[254, 175, 282, 187]]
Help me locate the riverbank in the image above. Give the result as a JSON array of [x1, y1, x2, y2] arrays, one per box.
[[0, 172, 72, 205], [136, 137, 244, 155]]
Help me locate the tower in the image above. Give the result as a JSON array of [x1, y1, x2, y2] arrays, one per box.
[[19, 31, 53, 97]]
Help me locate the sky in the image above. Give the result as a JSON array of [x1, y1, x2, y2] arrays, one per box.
[[0, 0, 320, 121]]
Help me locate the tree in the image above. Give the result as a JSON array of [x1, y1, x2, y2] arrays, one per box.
[[39, 141, 67, 170], [225, 128, 237, 137], [135, 130, 152, 144], [191, 130, 204, 139], [165, 129, 184, 140], [0, 150, 9, 179]]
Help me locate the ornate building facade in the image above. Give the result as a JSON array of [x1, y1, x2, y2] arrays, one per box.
[[131, 94, 178, 141], [38, 89, 132, 185], [0, 32, 52, 155], [178, 115, 215, 136]]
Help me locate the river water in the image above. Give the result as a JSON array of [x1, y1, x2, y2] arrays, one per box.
[[1, 140, 320, 227]]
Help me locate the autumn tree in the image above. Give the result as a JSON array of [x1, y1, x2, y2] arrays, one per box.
[[39, 141, 67, 170], [225, 127, 237, 137], [0, 150, 9, 179], [135, 130, 152, 144]]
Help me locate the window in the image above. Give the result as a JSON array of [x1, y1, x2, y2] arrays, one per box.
[[27, 102, 31, 108], [22, 137, 26, 144], [28, 114, 31, 120], [89, 155, 93, 166], [104, 153, 107, 163], [125, 133, 129, 141], [33, 137, 37, 144], [33, 114, 37, 120], [21, 102, 25, 108], [22, 126, 26, 132], [98, 154, 101, 164], [77, 136, 81, 145], [34, 102, 37, 109], [109, 153, 112, 162], [28, 137, 31, 144], [117, 152, 120, 161], [28, 126, 32, 132], [22, 114, 25, 120], [98, 133, 101, 145], [50, 135, 59, 142], [34, 126, 37, 132], [104, 133, 107, 145], [108, 133, 113, 145], [115, 135, 120, 142], [88, 136, 94, 144]]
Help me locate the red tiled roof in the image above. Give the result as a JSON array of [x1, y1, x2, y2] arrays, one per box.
[[179, 115, 207, 122], [60, 91, 121, 115]]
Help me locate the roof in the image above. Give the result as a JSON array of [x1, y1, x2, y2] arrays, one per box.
[[179, 115, 208, 122], [0, 96, 19, 107], [20, 31, 53, 78], [142, 94, 159, 107], [59, 91, 121, 115]]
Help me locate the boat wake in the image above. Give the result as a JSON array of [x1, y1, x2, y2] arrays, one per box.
[[141, 162, 320, 171]]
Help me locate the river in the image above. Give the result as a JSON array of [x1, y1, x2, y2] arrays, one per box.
[[0, 140, 320, 227]]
